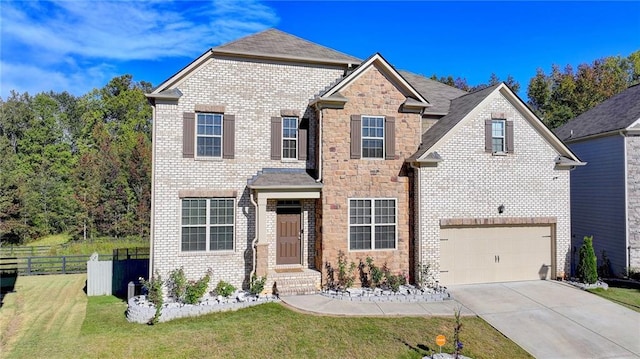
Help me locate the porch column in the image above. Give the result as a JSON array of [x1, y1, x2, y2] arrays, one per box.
[[255, 196, 269, 277]]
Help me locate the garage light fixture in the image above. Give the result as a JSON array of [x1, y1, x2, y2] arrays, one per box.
[[498, 204, 505, 214]]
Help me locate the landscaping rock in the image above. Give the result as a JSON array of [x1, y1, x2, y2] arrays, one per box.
[[127, 291, 280, 324]]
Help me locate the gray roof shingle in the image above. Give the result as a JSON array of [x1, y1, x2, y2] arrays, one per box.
[[554, 83, 640, 141], [248, 168, 322, 189], [410, 84, 499, 160], [214, 29, 361, 64], [399, 71, 468, 114]]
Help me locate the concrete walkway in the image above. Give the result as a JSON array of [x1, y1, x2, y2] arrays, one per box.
[[281, 294, 473, 316], [448, 281, 640, 359]]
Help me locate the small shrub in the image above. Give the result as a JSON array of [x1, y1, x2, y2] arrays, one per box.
[[453, 306, 464, 358], [249, 274, 267, 295], [336, 250, 356, 289], [184, 270, 211, 304], [386, 273, 401, 292], [214, 280, 236, 298], [577, 235, 598, 284], [598, 250, 612, 279], [366, 257, 384, 288], [139, 271, 164, 324], [324, 260, 336, 290], [357, 259, 370, 287], [168, 267, 187, 301]]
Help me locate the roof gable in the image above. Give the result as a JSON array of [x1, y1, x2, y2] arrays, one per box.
[[317, 53, 429, 106], [412, 83, 581, 163], [555, 83, 640, 141], [151, 29, 360, 95], [214, 28, 361, 65]]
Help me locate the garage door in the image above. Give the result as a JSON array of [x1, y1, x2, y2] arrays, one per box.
[[439, 226, 552, 285]]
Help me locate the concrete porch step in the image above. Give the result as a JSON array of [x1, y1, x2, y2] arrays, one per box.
[[268, 268, 321, 296]]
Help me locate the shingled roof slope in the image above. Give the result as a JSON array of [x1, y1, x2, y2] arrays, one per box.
[[410, 84, 499, 160], [554, 83, 640, 141], [399, 71, 468, 114], [214, 28, 361, 64]]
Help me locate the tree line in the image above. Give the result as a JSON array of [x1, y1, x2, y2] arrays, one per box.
[[1, 51, 638, 244], [432, 50, 639, 129], [0, 75, 152, 244]]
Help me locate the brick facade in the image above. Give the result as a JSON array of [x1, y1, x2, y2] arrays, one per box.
[[151, 56, 344, 288], [417, 92, 572, 280]]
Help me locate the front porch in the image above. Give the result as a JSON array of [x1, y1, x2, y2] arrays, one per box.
[[248, 169, 323, 295]]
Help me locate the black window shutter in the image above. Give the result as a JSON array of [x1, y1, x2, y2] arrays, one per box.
[[385, 116, 395, 160], [271, 117, 282, 160], [222, 114, 235, 159], [484, 119, 493, 153], [506, 120, 514, 153], [183, 112, 195, 158], [350, 115, 361, 159]]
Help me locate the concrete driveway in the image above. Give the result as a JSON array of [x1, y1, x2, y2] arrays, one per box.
[[448, 281, 640, 359]]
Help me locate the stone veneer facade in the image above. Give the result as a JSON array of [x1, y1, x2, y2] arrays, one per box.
[[416, 91, 572, 281], [151, 56, 345, 288], [627, 134, 640, 269], [318, 65, 422, 279]]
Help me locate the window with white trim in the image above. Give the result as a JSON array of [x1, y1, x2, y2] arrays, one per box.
[[492, 120, 506, 153], [196, 113, 222, 157], [181, 198, 234, 251], [349, 199, 397, 250], [282, 117, 298, 159], [362, 116, 384, 158]]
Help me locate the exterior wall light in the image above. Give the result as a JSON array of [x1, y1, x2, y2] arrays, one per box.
[[498, 204, 505, 214]]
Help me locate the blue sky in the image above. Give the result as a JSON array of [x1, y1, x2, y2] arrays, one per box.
[[1, 1, 639, 100]]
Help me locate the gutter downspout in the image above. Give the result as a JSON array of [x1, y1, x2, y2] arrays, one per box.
[[621, 130, 630, 276], [249, 190, 258, 279], [148, 101, 156, 278], [315, 104, 323, 183], [409, 162, 421, 285]]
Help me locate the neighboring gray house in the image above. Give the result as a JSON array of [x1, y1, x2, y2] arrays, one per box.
[[146, 29, 584, 294], [555, 83, 640, 276]]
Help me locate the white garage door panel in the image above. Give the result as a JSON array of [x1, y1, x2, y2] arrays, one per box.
[[440, 226, 552, 285]]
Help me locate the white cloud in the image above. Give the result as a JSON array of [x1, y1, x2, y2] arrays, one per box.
[[0, 61, 117, 99], [0, 0, 279, 98]]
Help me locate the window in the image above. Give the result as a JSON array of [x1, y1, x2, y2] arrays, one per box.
[[271, 116, 307, 161], [362, 116, 384, 158], [196, 113, 222, 157], [485, 116, 513, 154], [181, 198, 234, 251], [492, 120, 505, 153], [183, 111, 234, 159], [351, 115, 394, 160], [349, 199, 397, 250], [282, 117, 298, 159]]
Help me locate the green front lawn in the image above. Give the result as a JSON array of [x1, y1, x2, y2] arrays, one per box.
[[588, 286, 640, 312], [1, 274, 532, 359]]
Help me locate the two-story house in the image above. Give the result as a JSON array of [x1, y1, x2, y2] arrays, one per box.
[[146, 29, 583, 294]]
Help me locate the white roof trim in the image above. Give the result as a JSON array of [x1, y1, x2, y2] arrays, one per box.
[[627, 116, 640, 130], [322, 53, 429, 105], [151, 49, 214, 94]]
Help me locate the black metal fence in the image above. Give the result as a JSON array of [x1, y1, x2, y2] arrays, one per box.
[[0, 254, 107, 275]]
